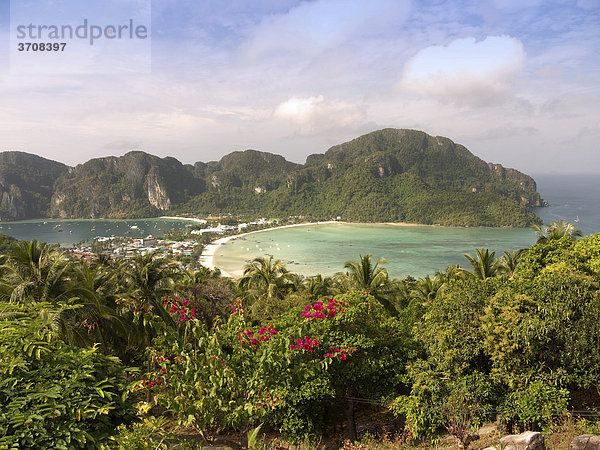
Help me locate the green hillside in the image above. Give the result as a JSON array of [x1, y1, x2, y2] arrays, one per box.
[[181, 129, 544, 226], [0, 129, 545, 226], [0, 152, 68, 221]]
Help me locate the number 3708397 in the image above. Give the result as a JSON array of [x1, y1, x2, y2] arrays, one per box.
[[17, 42, 67, 51]]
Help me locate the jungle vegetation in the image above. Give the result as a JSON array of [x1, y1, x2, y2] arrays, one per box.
[[1, 221, 597, 448]]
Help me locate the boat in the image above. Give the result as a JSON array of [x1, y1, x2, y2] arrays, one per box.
[[575, 216, 580, 223]]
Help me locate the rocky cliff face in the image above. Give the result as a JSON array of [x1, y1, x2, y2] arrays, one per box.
[[0, 152, 68, 221], [48, 151, 202, 219], [488, 162, 547, 207], [0, 130, 547, 226], [146, 170, 172, 210]]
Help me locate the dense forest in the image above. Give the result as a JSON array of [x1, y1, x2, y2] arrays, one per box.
[[0, 129, 544, 227], [0, 220, 598, 448]]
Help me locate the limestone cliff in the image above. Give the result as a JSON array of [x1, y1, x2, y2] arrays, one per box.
[[0, 129, 547, 226], [49, 152, 202, 219], [0, 152, 68, 221]]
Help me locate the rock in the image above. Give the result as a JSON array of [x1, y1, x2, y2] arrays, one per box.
[[570, 434, 600, 450], [500, 431, 545, 450]]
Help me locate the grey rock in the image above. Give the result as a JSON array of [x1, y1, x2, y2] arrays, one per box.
[[500, 431, 545, 450], [569, 434, 600, 450]]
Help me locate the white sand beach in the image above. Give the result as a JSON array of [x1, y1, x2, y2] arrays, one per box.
[[199, 221, 340, 277], [160, 216, 206, 223]]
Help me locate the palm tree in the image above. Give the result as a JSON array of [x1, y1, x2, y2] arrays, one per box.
[[302, 274, 339, 298], [532, 220, 582, 243], [464, 248, 501, 280], [0, 240, 77, 304], [238, 256, 293, 301], [499, 249, 525, 278], [0, 240, 98, 346], [343, 254, 398, 315], [410, 275, 444, 303], [120, 252, 180, 325], [73, 261, 132, 356]]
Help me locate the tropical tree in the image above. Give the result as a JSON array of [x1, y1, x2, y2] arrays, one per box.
[[410, 275, 444, 303], [464, 248, 501, 280], [174, 267, 234, 327], [343, 254, 399, 315], [120, 252, 180, 324], [499, 249, 525, 278], [238, 256, 294, 302], [531, 220, 582, 244], [0, 240, 99, 346], [73, 261, 132, 356], [302, 274, 339, 298], [0, 240, 79, 304]]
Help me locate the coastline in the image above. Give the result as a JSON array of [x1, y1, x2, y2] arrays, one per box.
[[199, 221, 340, 277], [199, 220, 442, 277], [160, 216, 206, 223]]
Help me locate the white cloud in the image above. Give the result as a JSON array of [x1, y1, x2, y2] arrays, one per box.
[[241, 0, 410, 59], [398, 35, 526, 107], [274, 95, 366, 135]]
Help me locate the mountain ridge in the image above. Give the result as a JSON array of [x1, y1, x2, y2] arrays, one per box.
[[0, 129, 545, 226]]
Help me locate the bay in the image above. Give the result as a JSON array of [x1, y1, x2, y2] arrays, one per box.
[[213, 223, 537, 279], [214, 173, 600, 279], [0, 173, 598, 279], [0, 218, 190, 247]]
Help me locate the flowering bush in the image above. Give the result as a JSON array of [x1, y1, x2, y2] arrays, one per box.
[[301, 297, 345, 319], [131, 290, 405, 444]]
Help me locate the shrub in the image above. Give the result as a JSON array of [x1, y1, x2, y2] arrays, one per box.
[[0, 304, 135, 449]]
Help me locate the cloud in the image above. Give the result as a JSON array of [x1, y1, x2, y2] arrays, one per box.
[[469, 125, 538, 141], [398, 35, 526, 107], [241, 0, 410, 59], [102, 140, 144, 151], [274, 95, 366, 135]]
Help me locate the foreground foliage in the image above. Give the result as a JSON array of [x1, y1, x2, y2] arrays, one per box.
[[0, 304, 135, 449], [0, 224, 599, 448]]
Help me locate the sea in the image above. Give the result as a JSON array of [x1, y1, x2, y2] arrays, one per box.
[[0, 218, 191, 248], [0, 174, 598, 279], [212, 174, 600, 279]]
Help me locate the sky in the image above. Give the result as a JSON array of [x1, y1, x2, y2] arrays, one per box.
[[0, 0, 599, 173]]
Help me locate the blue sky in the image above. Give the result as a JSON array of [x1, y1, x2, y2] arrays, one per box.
[[0, 0, 599, 173]]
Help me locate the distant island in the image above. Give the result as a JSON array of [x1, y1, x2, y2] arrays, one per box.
[[0, 128, 545, 227]]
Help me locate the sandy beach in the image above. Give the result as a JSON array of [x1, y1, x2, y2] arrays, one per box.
[[199, 221, 340, 277], [160, 216, 206, 223]]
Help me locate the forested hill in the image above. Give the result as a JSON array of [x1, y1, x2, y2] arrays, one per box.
[[0, 129, 545, 226]]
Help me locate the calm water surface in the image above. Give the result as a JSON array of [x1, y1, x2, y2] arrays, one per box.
[[0, 218, 190, 247], [214, 173, 600, 278], [1, 174, 598, 278]]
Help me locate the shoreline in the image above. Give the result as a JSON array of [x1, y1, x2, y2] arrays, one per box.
[[199, 221, 340, 277], [199, 220, 447, 277], [160, 216, 206, 223]]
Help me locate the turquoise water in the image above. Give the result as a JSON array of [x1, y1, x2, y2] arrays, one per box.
[[0, 174, 598, 278], [214, 173, 600, 279], [213, 223, 537, 279], [0, 218, 190, 247]]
